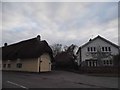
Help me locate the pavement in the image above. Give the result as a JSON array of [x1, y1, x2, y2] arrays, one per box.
[[2, 70, 119, 89]]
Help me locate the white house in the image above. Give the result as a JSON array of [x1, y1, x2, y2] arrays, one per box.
[[76, 35, 119, 67]]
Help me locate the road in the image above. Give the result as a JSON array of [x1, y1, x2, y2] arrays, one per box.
[[2, 70, 119, 89]]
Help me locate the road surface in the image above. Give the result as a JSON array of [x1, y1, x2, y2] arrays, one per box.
[[2, 70, 119, 89]]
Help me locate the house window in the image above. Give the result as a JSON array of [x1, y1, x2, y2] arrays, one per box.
[[7, 64, 11, 68], [89, 61, 92, 67], [108, 47, 111, 51], [16, 63, 22, 68], [87, 47, 90, 51], [110, 60, 112, 64], [105, 47, 107, 51], [103, 60, 106, 64], [103, 60, 112, 66], [102, 47, 104, 51], [87, 47, 96, 52], [3, 64, 6, 68], [93, 47, 96, 51], [91, 47, 93, 52], [102, 47, 111, 52], [106, 60, 109, 65]]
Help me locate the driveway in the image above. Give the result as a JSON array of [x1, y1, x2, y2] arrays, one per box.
[[2, 70, 119, 89]]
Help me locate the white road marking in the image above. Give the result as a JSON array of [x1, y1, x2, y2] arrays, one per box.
[[7, 81, 28, 89]]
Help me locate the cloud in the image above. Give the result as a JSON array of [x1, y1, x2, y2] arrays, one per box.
[[1, 2, 118, 47]]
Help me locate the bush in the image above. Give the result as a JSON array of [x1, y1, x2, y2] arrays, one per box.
[[113, 54, 120, 66]]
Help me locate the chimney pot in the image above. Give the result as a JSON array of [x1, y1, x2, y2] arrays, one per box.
[[89, 39, 92, 41], [37, 35, 41, 41], [4, 43, 7, 47]]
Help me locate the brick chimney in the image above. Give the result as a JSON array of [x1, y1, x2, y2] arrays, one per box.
[[4, 43, 7, 47], [37, 35, 41, 41], [89, 38, 92, 42]]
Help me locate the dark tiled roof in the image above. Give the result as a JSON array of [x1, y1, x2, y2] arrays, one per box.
[[2, 37, 53, 61]]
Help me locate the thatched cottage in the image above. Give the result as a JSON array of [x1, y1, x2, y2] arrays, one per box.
[[2, 35, 53, 72]]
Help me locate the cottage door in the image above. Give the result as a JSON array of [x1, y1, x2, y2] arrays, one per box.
[[39, 54, 51, 72]]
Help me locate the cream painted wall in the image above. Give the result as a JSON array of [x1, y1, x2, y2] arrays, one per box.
[[2, 58, 39, 72], [40, 53, 51, 72], [0, 60, 1, 71], [2, 54, 52, 72]]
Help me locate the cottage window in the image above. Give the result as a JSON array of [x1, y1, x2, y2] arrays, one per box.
[[3, 64, 6, 68], [16, 63, 22, 68], [7, 64, 11, 68]]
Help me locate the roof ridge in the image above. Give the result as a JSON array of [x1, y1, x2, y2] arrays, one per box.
[[2, 37, 37, 48], [80, 35, 119, 48]]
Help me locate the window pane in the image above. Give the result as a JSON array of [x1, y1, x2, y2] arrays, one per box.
[[89, 61, 91, 66], [106, 60, 109, 64], [3, 64, 6, 68], [91, 47, 93, 52], [105, 47, 107, 51], [110, 60, 112, 64], [108, 47, 111, 51], [16, 63, 22, 68], [87, 47, 90, 51], [102, 47, 104, 51], [104, 60, 106, 64], [8, 64, 11, 68], [94, 47, 96, 51]]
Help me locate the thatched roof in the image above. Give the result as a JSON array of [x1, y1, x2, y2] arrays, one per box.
[[2, 36, 53, 61]]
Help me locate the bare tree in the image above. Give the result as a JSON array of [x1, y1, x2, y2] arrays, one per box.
[[66, 44, 78, 61], [50, 44, 62, 57], [63, 45, 68, 51], [54, 44, 79, 69]]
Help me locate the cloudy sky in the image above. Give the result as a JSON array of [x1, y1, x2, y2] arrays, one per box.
[[1, 2, 118, 47]]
